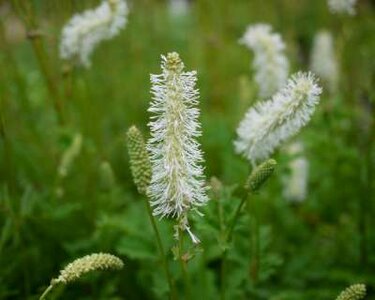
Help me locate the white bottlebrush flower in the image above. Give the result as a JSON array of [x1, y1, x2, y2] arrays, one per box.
[[282, 142, 309, 202], [60, 0, 128, 67], [310, 30, 339, 93], [240, 23, 289, 99], [235, 72, 322, 164], [328, 0, 357, 15], [147, 52, 208, 241]]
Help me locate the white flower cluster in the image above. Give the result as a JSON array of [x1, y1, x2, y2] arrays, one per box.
[[235, 72, 322, 164], [60, 0, 128, 67], [283, 142, 309, 202], [328, 0, 357, 15], [310, 30, 339, 93], [240, 24, 289, 99], [147, 52, 208, 222]]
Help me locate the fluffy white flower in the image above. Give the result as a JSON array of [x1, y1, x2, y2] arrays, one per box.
[[60, 0, 128, 67], [310, 31, 339, 93], [328, 0, 357, 15], [240, 24, 289, 99], [147, 52, 208, 223], [283, 142, 309, 202], [235, 72, 322, 164]]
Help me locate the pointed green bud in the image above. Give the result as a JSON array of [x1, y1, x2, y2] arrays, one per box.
[[52, 253, 123, 285], [245, 159, 277, 192], [126, 126, 151, 195], [336, 284, 366, 300]]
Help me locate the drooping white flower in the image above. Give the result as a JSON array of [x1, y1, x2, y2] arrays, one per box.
[[240, 23, 289, 99], [282, 142, 309, 202], [235, 72, 322, 164], [147, 52, 208, 227], [328, 0, 357, 15], [310, 30, 339, 93], [60, 0, 128, 67]]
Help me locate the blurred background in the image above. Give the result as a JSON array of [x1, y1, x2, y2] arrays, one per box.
[[0, 0, 374, 299]]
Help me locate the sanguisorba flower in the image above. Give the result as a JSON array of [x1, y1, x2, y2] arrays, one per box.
[[147, 52, 208, 241], [310, 30, 338, 93], [240, 23, 289, 99], [328, 0, 357, 15], [283, 142, 309, 202], [52, 253, 124, 285], [60, 0, 128, 67], [235, 72, 322, 164]]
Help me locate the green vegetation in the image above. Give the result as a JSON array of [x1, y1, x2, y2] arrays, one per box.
[[0, 0, 374, 299]]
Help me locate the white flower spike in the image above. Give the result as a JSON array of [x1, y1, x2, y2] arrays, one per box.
[[147, 52, 208, 242], [235, 72, 322, 164], [310, 30, 339, 93], [60, 0, 128, 67], [328, 0, 357, 15], [283, 142, 309, 202], [240, 23, 289, 99]]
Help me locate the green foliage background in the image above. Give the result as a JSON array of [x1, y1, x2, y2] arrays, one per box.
[[0, 0, 374, 299]]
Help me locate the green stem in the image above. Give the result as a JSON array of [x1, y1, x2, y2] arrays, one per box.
[[227, 193, 251, 242], [221, 192, 250, 300], [39, 284, 53, 300], [13, 0, 65, 125], [144, 197, 175, 300], [178, 227, 191, 300]]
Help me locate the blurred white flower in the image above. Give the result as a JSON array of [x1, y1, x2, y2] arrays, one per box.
[[240, 23, 289, 99], [283, 142, 309, 202], [147, 52, 208, 228], [169, 0, 190, 17], [310, 30, 339, 93], [328, 0, 357, 15], [60, 0, 128, 67], [235, 72, 322, 164]]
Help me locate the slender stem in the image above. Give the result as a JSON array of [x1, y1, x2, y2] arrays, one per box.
[[221, 192, 250, 300], [12, 0, 65, 125], [220, 252, 227, 300], [39, 284, 53, 300], [178, 227, 191, 300], [143, 197, 175, 300], [227, 193, 251, 242]]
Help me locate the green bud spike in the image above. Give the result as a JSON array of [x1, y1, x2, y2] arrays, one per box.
[[245, 159, 277, 192], [336, 284, 366, 300], [126, 126, 152, 195]]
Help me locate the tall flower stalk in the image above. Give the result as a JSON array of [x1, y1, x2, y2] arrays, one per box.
[[147, 52, 208, 243], [240, 24, 289, 99], [235, 72, 322, 165]]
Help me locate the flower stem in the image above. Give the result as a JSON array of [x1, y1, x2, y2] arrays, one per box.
[[143, 197, 175, 300], [13, 0, 65, 125], [221, 192, 251, 300], [178, 227, 191, 300], [39, 284, 53, 300]]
